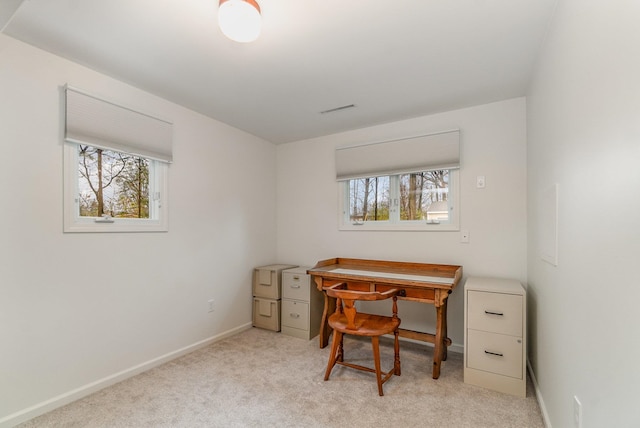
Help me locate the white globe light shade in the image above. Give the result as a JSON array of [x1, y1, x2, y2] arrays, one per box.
[[218, 0, 262, 43]]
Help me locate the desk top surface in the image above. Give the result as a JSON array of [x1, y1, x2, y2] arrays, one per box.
[[307, 258, 462, 289]]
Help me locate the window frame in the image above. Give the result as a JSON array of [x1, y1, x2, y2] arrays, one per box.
[[338, 169, 460, 232], [63, 142, 169, 233]]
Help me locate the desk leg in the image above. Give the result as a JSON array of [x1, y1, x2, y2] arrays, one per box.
[[432, 290, 449, 379], [442, 299, 448, 362], [319, 292, 335, 349]]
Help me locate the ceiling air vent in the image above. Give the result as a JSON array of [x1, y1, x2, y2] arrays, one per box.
[[320, 104, 356, 114]]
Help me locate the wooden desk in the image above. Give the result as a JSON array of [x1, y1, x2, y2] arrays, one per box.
[[307, 258, 462, 379]]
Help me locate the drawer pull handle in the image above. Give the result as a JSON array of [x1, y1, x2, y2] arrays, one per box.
[[293, 276, 299, 280], [484, 310, 504, 316], [484, 350, 504, 357], [290, 285, 301, 289], [289, 313, 300, 318]]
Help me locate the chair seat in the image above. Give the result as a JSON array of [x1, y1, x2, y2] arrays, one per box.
[[329, 312, 400, 337]]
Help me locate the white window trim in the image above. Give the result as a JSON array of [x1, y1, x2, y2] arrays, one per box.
[[338, 169, 460, 232], [63, 142, 169, 233]]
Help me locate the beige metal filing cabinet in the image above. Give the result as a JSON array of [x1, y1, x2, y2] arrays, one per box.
[[280, 267, 324, 340], [252, 264, 297, 331], [464, 277, 527, 397]]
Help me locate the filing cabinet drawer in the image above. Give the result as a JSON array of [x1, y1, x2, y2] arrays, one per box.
[[467, 329, 523, 379], [253, 268, 280, 299], [252, 264, 297, 299], [282, 271, 311, 301], [252, 298, 280, 331], [467, 290, 522, 337], [281, 300, 309, 331]]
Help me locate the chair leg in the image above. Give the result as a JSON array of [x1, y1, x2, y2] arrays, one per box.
[[324, 331, 342, 381], [394, 329, 401, 376], [371, 336, 384, 396]]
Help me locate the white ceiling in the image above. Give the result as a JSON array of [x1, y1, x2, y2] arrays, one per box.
[[2, 0, 557, 144]]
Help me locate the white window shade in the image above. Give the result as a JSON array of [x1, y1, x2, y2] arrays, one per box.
[[65, 86, 173, 163], [335, 130, 460, 181]]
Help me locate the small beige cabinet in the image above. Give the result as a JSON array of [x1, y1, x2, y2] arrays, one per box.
[[280, 267, 324, 340], [464, 277, 527, 397]]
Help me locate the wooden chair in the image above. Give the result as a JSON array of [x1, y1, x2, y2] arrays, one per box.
[[323, 283, 401, 396]]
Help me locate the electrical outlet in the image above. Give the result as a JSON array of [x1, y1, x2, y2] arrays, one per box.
[[476, 175, 486, 189], [573, 396, 582, 428], [207, 299, 215, 313]]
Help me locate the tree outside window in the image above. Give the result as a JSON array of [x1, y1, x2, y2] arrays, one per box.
[[78, 145, 150, 219], [347, 170, 450, 224], [349, 176, 390, 222], [399, 170, 449, 221]]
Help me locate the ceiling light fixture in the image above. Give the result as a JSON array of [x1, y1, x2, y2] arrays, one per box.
[[218, 0, 261, 43]]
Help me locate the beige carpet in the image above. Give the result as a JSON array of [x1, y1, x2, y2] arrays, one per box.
[[18, 328, 544, 427]]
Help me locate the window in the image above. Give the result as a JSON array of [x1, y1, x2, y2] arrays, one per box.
[[339, 169, 459, 231], [336, 130, 460, 231], [63, 86, 172, 232], [64, 143, 168, 232]]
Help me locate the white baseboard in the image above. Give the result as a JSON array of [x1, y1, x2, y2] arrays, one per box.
[[0, 323, 253, 428], [527, 358, 552, 428]]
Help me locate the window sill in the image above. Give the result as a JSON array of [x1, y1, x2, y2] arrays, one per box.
[[339, 222, 459, 232], [63, 218, 168, 233]]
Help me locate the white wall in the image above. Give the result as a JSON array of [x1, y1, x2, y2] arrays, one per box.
[[276, 98, 528, 349], [0, 35, 277, 425], [527, 1, 640, 427]]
